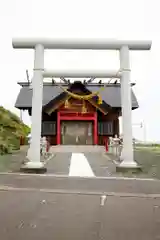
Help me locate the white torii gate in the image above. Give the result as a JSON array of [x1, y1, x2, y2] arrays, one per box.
[[12, 38, 152, 171]]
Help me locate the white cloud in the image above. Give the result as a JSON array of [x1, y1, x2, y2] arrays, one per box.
[[0, 0, 159, 141]]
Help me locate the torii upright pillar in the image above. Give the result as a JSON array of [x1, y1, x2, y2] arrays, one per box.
[[26, 44, 45, 170], [119, 45, 137, 168]]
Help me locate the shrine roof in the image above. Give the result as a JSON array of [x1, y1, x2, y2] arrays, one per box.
[[15, 81, 138, 110]]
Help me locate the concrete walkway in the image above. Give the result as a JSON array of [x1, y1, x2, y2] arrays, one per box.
[[69, 153, 95, 177], [45, 151, 116, 177]]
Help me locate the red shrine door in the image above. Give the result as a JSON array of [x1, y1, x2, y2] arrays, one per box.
[[61, 121, 93, 145], [57, 112, 98, 145]]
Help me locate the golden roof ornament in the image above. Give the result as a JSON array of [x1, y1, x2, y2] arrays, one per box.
[[64, 99, 69, 108], [97, 95, 103, 105], [82, 101, 87, 113]]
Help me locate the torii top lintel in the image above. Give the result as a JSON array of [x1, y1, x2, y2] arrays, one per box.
[[12, 38, 152, 50]]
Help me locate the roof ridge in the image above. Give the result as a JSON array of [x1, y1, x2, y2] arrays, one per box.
[[17, 81, 136, 87]]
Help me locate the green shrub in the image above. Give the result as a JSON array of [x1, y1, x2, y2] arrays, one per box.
[[0, 106, 30, 154], [0, 141, 12, 155]]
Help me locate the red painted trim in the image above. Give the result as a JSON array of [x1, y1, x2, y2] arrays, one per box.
[[57, 110, 98, 145], [105, 137, 109, 152], [94, 112, 98, 145], [59, 111, 95, 121], [59, 111, 95, 118], [60, 116, 95, 121], [57, 111, 61, 144], [59, 110, 95, 114]]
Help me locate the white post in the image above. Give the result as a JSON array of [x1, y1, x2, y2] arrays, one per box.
[[26, 44, 44, 169], [119, 45, 138, 168], [143, 121, 146, 143]]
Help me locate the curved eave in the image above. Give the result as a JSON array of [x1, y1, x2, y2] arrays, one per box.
[[15, 83, 139, 110]]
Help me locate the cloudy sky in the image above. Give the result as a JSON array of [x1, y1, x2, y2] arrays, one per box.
[[0, 0, 159, 141]]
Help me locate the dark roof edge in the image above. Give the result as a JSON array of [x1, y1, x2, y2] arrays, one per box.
[[17, 82, 136, 87], [16, 105, 139, 111]]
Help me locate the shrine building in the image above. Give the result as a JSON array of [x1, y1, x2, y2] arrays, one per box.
[[15, 80, 138, 146]]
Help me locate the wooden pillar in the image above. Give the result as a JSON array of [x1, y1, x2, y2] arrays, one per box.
[[57, 111, 61, 145], [113, 118, 120, 137], [117, 118, 120, 137], [94, 112, 98, 145]]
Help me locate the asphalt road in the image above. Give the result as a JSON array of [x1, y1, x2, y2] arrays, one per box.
[[0, 188, 159, 240], [1, 173, 160, 194], [0, 149, 160, 239]]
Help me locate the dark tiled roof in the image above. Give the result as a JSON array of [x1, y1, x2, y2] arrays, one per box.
[[87, 85, 138, 108], [15, 83, 139, 109]]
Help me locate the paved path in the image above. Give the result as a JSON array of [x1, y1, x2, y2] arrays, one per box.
[[46, 152, 115, 177], [69, 153, 95, 177]]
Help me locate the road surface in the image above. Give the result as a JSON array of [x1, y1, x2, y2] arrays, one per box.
[[0, 150, 160, 239]]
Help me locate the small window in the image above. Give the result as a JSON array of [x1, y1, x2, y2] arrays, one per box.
[[42, 121, 56, 135], [98, 121, 113, 135]]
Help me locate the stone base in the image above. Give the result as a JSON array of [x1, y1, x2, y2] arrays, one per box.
[[116, 162, 142, 173], [20, 161, 47, 174]]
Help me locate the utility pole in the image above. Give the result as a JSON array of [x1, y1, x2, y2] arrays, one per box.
[[20, 110, 23, 122], [142, 121, 146, 143], [132, 121, 146, 142]]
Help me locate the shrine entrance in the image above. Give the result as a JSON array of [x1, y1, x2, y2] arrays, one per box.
[[61, 121, 93, 145], [57, 112, 98, 145]]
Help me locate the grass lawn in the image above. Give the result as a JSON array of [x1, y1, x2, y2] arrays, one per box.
[[134, 147, 160, 178], [0, 154, 13, 172], [118, 147, 160, 179], [0, 146, 28, 172]]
